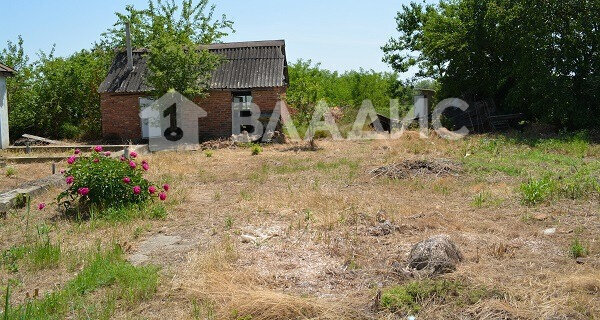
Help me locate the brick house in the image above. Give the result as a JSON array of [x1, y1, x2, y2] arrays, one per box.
[[98, 40, 289, 142]]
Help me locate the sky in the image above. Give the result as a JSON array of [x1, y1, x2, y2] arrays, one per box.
[[0, 0, 416, 74]]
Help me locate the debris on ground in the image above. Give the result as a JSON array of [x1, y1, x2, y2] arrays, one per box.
[[371, 159, 461, 179], [543, 228, 557, 236], [240, 226, 281, 245], [405, 234, 463, 275], [200, 138, 237, 150], [368, 220, 398, 236]]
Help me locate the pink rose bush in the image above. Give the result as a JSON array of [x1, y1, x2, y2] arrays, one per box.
[[57, 146, 170, 212]]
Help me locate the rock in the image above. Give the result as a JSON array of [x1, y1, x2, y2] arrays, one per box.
[[407, 235, 463, 275], [543, 228, 556, 235]]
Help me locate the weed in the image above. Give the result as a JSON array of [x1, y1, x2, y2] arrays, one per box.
[[250, 144, 263, 156], [205, 150, 213, 158], [381, 280, 496, 315], [4, 167, 16, 178], [570, 239, 589, 258], [520, 176, 556, 205], [471, 191, 502, 208], [225, 217, 234, 230], [240, 190, 252, 201], [1, 245, 159, 319], [1, 246, 27, 273], [28, 239, 61, 270]]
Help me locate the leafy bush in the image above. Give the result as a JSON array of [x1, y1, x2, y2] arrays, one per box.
[[57, 147, 168, 213]]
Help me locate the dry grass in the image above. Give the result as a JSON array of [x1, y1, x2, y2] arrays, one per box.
[[1, 132, 599, 319]]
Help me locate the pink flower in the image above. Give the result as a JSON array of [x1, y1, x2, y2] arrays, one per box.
[[74, 149, 81, 155], [159, 192, 167, 201], [142, 162, 149, 171], [123, 177, 131, 184], [133, 186, 141, 195], [78, 187, 90, 196], [148, 186, 157, 194], [60, 169, 65, 174], [67, 156, 77, 165], [93, 146, 103, 152], [93, 158, 99, 163], [120, 156, 126, 162], [38, 203, 46, 210], [130, 151, 138, 158], [163, 184, 170, 192], [129, 161, 137, 169], [104, 151, 111, 157], [66, 176, 74, 184]]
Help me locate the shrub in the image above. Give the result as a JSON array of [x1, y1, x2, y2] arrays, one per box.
[[250, 144, 262, 156], [56, 147, 169, 214]]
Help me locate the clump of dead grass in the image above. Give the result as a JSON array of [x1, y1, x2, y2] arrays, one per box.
[[178, 239, 366, 320]]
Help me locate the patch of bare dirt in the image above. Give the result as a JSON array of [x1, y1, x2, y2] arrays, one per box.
[[371, 158, 461, 179]]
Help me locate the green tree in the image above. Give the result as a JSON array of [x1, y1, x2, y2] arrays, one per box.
[[0, 38, 111, 139], [383, 0, 600, 129], [102, 0, 234, 98], [286, 60, 408, 124]]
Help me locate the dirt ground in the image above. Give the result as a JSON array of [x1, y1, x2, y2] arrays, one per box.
[[0, 162, 62, 193], [1, 132, 599, 319]]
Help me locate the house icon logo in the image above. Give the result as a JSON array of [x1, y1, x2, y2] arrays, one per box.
[[139, 91, 207, 151]]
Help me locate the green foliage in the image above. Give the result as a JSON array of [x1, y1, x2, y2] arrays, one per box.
[[569, 239, 589, 259], [2, 245, 159, 319], [28, 240, 61, 271], [286, 60, 409, 125], [58, 152, 152, 210], [383, 0, 600, 129], [250, 144, 262, 155], [93, 203, 168, 222], [103, 0, 233, 98], [520, 176, 557, 205], [0, 37, 112, 140], [4, 167, 15, 178], [381, 280, 494, 315], [204, 150, 213, 157]]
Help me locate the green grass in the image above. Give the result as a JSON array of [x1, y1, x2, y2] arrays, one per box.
[[1, 245, 159, 319], [28, 240, 61, 271], [520, 176, 557, 205], [4, 167, 16, 178], [381, 279, 497, 315], [88, 203, 168, 222], [250, 144, 263, 156]]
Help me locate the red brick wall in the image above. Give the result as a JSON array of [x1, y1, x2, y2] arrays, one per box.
[[100, 92, 144, 141], [101, 87, 286, 141]]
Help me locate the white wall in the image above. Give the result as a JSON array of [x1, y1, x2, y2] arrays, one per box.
[[0, 76, 8, 149]]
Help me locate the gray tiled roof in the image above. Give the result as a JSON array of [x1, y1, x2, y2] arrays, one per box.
[[98, 40, 288, 93], [0, 63, 15, 76]]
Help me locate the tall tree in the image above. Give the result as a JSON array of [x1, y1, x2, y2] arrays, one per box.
[[383, 0, 600, 129], [102, 0, 234, 98]]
